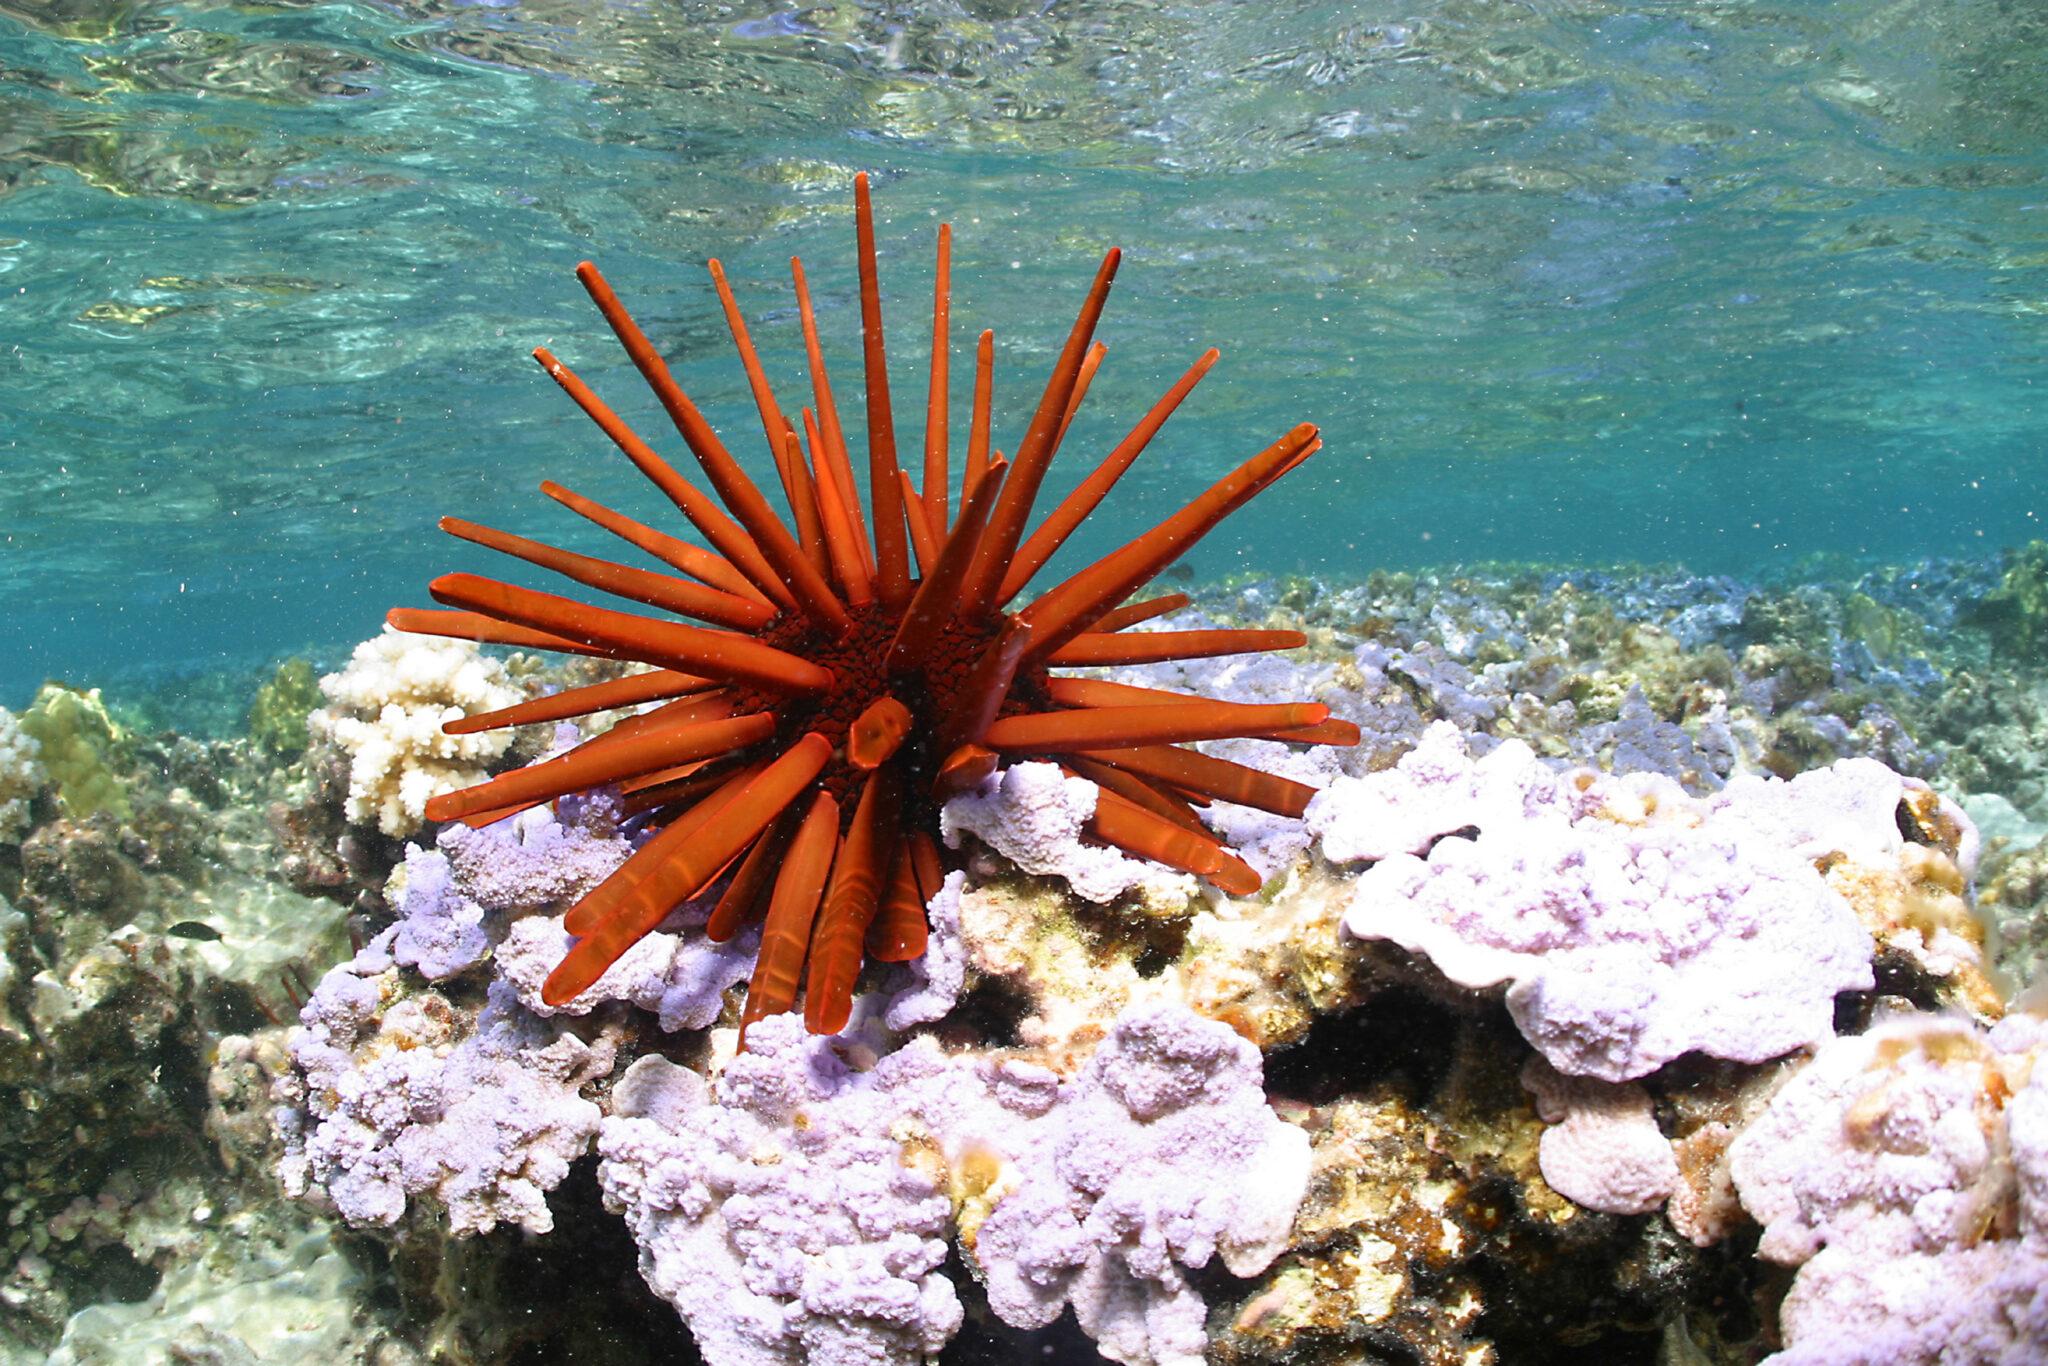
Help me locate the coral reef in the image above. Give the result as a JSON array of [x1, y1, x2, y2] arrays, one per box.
[[14, 433, 2048, 1362], [0, 681, 352, 1358]]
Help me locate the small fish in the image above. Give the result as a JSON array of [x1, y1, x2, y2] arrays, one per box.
[[166, 921, 222, 941]]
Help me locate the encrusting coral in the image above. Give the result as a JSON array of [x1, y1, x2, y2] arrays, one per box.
[[1314, 722, 1999, 1082], [246, 656, 321, 759], [1728, 1007, 2048, 1363], [384, 173, 1354, 1043]]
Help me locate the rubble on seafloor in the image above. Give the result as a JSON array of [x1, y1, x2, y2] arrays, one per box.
[[5, 552, 2048, 1363]]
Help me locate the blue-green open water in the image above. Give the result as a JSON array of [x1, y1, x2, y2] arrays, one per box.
[[3, 0, 2044, 708]]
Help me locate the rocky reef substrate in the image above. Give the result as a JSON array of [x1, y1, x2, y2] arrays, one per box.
[[6, 546, 2048, 1365]]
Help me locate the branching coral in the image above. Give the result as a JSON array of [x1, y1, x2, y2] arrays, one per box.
[[309, 629, 523, 837], [385, 174, 1352, 1043]]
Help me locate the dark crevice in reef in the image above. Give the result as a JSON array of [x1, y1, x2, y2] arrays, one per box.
[[940, 1244, 1109, 1364], [942, 973, 1034, 1050], [1262, 980, 1480, 1107], [72, 1243, 160, 1307], [1460, 1173, 1774, 1364], [362, 1159, 700, 1365]]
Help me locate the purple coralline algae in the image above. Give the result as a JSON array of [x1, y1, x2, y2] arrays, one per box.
[[971, 1005, 1312, 1366], [1519, 1055, 1678, 1216], [388, 842, 490, 981], [1316, 721, 1876, 1081], [593, 1004, 1308, 1366], [941, 761, 1191, 905], [1729, 1009, 2048, 1364], [390, 797, 628, 981], [432, 796, 630, 910], [881, 871, 967, 1032], [595, 1016, 965, 1366], [275, 931, 617, 1235], [497, 911, 761, 1033]]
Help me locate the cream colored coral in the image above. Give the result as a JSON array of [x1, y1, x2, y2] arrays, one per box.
[[310, 629, 522, 836], [0, 706, 44, 843]]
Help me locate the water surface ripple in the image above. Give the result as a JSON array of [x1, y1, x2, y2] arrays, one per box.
[[2, 0, 2044, 696]]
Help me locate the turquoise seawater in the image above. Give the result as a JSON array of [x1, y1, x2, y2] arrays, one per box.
[[3, 0, 2045, 707]]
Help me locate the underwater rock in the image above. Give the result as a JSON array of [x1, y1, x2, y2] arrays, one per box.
[[1980, 830, 2048, 993], [0, 716, 349, 1354], [48, 1221, 414, 1365], [1213, 1084, 1497, 1366], [1175, 859, 1364, 1051], [1921, 669, 2048, 814], [1966, 538, 2048, 661]]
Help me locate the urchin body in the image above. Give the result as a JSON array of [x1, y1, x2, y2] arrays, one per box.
[[391, 174, 1344, 1043]]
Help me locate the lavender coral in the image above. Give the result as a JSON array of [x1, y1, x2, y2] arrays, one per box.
[[595, 1017, 964, 1366], [942, 761, 1194, 906], [970, 1005, 1311, 1366], [1317, 722, 1877, 1081], [275, 932, 616, 1235], [1519, 1055, 1678, 1216], [1729, 1009, 2048, 1364], [587, 1002, 1308, 1366]]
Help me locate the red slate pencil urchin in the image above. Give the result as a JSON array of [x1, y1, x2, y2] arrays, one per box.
[[387, 173, 1353, 1042]]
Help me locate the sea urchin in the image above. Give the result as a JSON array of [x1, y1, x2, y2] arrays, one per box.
[[388, 174, 1350, 1042]]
